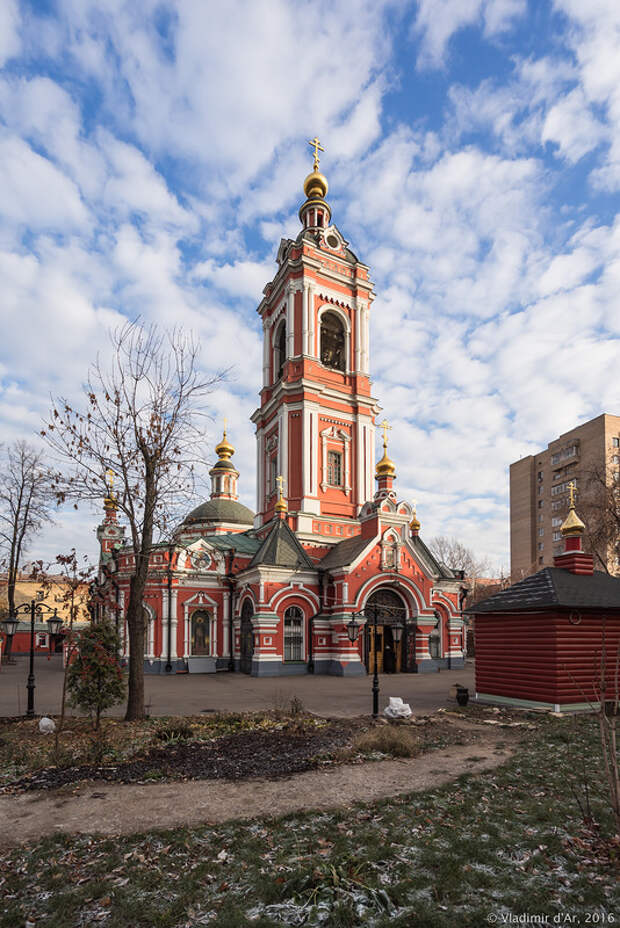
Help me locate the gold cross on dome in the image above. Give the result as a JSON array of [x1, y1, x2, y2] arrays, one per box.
[[223, 416, 228, 435], [308, 137, 324, 170], [275, 474, 285, 498], [380, 419, 392, 448], [567, 481, 576, 507], [105, 469, 115, 494]]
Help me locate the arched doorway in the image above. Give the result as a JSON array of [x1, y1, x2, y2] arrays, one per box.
[[240, 599, 254, 674], [364, 588, 411, 674]]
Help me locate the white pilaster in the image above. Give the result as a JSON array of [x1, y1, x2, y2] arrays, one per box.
[[302, 284, 309, 355], [308, 284, 315, 357], [286, 288, 294, 358], [279, 408, 288, 492], [362, 305, 370, 373], [256, 430, 264, 515], [262, 319, 270, 386], [354, 297, 361, 371]]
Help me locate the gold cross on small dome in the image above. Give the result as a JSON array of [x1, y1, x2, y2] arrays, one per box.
[[567, 481, 576, 507], [308, 137, 324, 170], [380, 419, 392, 448], [275, 474, 285, 496]]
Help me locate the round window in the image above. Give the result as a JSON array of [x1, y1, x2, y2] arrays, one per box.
[[326, 233, 339, 249]]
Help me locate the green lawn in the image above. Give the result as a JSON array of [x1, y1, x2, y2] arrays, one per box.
[[1, 713, 618, 927]]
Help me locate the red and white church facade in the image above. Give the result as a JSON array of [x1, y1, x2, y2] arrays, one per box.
[[95, 148, 467, 677]]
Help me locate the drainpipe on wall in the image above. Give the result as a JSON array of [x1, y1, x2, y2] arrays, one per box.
[[226, 548, 236, 672]]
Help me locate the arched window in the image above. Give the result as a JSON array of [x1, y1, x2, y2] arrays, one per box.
[[284, 605, 303, 661], [320, 311, 346, 372], [191, 609, 211, 655], [275, 322, 286, 380], [429, 628, 441, 659]]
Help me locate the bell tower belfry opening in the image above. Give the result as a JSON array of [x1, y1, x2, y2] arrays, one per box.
[[251, 141, 379, 544]]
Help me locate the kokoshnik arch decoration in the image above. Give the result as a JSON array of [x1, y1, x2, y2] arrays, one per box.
[[94, 140, 467, 677]]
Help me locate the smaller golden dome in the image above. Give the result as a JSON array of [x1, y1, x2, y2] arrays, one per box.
[[375, 451, 396, 479], [303, 170, 328, 200], [215, 428, 234, 461], [561, 506, 585, 537], [274, 494, 288, 514], [410, 510, 421, 532]]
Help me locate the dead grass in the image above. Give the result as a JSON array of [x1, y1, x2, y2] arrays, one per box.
[[354, 722, 419, 758]]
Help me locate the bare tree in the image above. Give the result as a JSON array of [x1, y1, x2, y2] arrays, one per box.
[[580, 456, 620, 575], [427, 535, 491, 579], [0, 441, 55, 661], [42, 320, 222, 720]]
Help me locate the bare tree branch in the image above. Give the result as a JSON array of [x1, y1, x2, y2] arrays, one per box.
[[0, 441, 55, 660], [42, 319, 225, 720]]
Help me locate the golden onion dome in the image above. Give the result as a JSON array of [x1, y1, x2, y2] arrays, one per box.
[[410, 510, 421, 532], [375, 450, 396, 479], [215, 428, 234, 461], [561, 506, 585, 537], [303, 170, 328, 200], [561, 481, 585, 537]]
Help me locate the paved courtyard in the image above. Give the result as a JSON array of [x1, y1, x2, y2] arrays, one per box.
[[0, 655, 475, 718]]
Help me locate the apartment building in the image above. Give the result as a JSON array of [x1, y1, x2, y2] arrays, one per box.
[[510, 413, 620, 578]]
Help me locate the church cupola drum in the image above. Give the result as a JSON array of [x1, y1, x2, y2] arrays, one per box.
[[251, 139, 379, 544]]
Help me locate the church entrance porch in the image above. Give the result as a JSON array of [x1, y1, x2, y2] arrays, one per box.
[[362, 587, 414, 674]]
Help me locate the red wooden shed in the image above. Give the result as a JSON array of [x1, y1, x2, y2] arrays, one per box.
[[467, 491, 620, 712]]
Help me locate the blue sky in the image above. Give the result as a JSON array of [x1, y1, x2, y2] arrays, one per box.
[[1, 0, 619, 571]]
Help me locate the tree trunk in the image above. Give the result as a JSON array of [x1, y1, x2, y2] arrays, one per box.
[[124, 570, 148, 720]]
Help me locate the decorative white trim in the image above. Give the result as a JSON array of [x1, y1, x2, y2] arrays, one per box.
[[354, 574, 424, 615], [183, 591, 218, 658], [267, 585, 320, 612]]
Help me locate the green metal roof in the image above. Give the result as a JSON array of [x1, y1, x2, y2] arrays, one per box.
[[249, 519, 314, 569], [206, 532, 262, 556], [183, 498, 255, 527]]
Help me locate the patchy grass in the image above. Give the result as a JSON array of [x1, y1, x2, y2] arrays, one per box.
[[0, 713, 618, 926]]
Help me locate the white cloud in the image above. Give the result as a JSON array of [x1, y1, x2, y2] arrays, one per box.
[[0, 0, 20, 67], [0, 135, 89, 232], [413, 0, 526, 69]]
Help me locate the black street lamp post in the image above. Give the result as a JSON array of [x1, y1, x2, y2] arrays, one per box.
[[346, 604, 407, 719], [0, 615, 18, 666], [4, 593, 62, 718]]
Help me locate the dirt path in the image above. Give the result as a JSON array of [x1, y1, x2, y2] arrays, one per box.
[[0, 738, 512, 847]]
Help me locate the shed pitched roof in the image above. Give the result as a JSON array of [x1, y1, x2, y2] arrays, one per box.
[[466, 567, 620, 614], [249, 519, 314, 570]]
